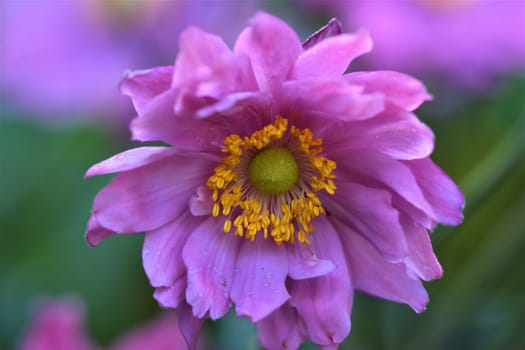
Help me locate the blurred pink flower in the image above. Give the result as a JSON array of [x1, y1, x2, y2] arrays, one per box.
[[18, 298, 190, 350], [86, 12, 464, 349], [302, 0, 525, 89], [1, 0, 258, 124], [18, 299, 99, 350]]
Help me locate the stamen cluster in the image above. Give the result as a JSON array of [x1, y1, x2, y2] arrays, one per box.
[[206, 117, 336, 244]]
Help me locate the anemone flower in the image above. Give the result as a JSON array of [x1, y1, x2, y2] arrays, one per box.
[[86, 12, 464, 349], [301, 0, 525, 89], [18, 298, 190, 350], [1, 1, 257, 124]]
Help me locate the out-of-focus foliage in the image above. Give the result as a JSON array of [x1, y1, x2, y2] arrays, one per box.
[[1, 1, 524, 350]]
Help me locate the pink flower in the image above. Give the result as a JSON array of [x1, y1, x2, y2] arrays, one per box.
[[18, 298, 190, 350], [18, 299, 99, 350], [86, 12, 464, 349], [302, 0, 525, 89]]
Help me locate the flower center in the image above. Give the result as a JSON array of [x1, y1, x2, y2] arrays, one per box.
[[248, 147, 298, 195], [206, 117, 336, 245]]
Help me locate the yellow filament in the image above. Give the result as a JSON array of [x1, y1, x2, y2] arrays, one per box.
[[206, 117, 337, 245]]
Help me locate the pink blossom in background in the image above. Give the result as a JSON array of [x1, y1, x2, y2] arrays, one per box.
[[18, 298, 190, 350], [302, 0, 525, 89], [1, 0, 258, 124], [19, 299, 99, 350], [86, 12, 464, 349]]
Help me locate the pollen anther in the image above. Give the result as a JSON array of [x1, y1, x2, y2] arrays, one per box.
[[206, 117, 336, 245]]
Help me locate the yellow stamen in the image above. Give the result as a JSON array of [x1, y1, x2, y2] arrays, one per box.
[[206, 117, 337, 245]]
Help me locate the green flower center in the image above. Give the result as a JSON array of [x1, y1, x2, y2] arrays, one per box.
[[248, 147, 298, 194]]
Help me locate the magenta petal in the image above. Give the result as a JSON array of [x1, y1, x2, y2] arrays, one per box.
[[345, 71, 432, 111], [234, 12, 302, 93], [85, 215, 115, 247], [85, 147, 177, 177], [153, 279, 186, 309], [289, 218, 352, 347], [93, 155, 213, 233], [257, 303, 305, 350], [322, 182, 408, 262], [292, 30, 372, 79], [183, 217, 240, 320], [405, 158, 465, 225], [402, 215, 443, 282], [330, 108, 434, 160], [287, 243, 336, 280], [303, 18, 343, 49], [189, 186, 213, 216], [334, 219, 429, 313], [282, 79, 384, 121], [335, 149, 436, 221], [120, 66, 173, 115], [230, 237, 290, 322], [143, 212, 202, 288], [177, 302, 205, 350]]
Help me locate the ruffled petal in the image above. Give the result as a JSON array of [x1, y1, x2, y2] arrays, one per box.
[[230, 237, 290, 322], [289, 217, 353, 348], [287, 243, 335, 280], [153, 278, 186, 309], [333, 149, 436, 222], [404, 158, 465, 225], [85, 147, 177, 177], [183, 217, 240, 320], [234, 12, 302, 94], [321, 181, 408, 262], [143, 212, 202, 288], [344, 71, 432, 111], [92, 155, 214, 233], [119, 66, 173, 115], [281, 78, 384, 121], [292, 30, 372, 79], [402, 214, 443, 282], [327, 108, 434, 160], [334, 219, 429, 313], [302, 18, 343, 50], [257, 303, 305, 350], [85, 214, 115, 247], [130, 89, 229, 149], [177, 302, 205, 350]]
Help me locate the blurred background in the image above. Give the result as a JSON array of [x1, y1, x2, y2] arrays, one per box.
[[1, 1, 524, 349]]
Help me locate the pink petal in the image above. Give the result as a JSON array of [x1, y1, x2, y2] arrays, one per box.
[[183, 217, 240, 320], [195, 91, 267, 119], [189, 186, 213, 216], [328, 107, 434, 160], [153, 279, 186, 309], [404, 158, 465, 226], [230, 237, 290, 322], [177, 302, 205, 350], [303, 18, 343, 50], [334, 219, 429, 313], [402, 215, 443, 282], [85, 147, 177, 177], [234, 12, 302, 93], [257, 303, 305, 350], [92, 155, 214, 233], [287, 243, 336, 280], [143, 212, 203, 288], [120, 66, 173, 115], [292, 30, 372, 79], [289, 218, 352, 347], [281, 78, 384, 121], [333, 149, 436, 221], [85, 215, 115, 247], [172, 26, 232, 89], [130, 89, 229, 149], [321, 182, 408, 262], [345, 71, 432, 111]]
